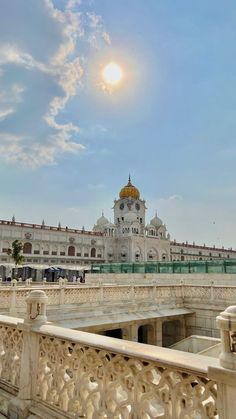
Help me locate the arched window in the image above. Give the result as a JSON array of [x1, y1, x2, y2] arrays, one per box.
[[68, 246, 75, 256], [23, 242, 32, 254], [91, 247, 96, 258]]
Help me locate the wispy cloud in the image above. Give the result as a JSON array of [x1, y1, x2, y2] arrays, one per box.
[[0, 108, 14, 120], [157, 194, 183, 203], [0, 0, 109, 168]]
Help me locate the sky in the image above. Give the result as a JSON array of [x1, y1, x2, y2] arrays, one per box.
[[0, 0, 236, 249]]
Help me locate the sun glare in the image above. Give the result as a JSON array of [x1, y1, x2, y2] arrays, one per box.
[[102, 62, 123, 86]]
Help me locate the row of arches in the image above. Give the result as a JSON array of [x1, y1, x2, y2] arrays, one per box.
[[117, 246, 169, 262], [4, 242, 101, 258]]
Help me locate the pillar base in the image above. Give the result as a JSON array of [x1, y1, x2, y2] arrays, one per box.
[[8, 397, 31, 419]]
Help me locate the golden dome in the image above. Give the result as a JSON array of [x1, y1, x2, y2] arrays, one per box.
[[119, 176, 140, 200]]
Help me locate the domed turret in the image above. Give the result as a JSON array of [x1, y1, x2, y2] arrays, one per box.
[[96, 212, 109, 226], [150, 212, 162, 228], [119, 175, 140, 200]]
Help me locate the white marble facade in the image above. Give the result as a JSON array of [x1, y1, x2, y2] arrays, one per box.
[[0, 176, 235, 266]]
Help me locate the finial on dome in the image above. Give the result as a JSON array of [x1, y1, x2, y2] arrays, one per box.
[[12, 215, 15, 223], [102, 210, 104, 216], [119, 176, 140, 200]]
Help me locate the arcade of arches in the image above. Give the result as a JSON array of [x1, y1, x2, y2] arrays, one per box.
[[83, 316, 186, 347]]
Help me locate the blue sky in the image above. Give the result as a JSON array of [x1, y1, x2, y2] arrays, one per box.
[[1, 0, 236, 248]]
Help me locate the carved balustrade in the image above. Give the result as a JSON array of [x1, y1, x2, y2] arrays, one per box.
[[0, 317, 23, 390], [1, 290, 236, 418], [0, 285, 235, 317], [34, 324, 219, 418]]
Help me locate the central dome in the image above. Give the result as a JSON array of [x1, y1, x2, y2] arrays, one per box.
[[119, 176, 140, 200]]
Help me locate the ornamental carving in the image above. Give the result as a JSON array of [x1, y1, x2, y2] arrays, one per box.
[[91, 239, 96, 245], [36, 335, 218, 418], [25, 232, 32, 239], [69, 237, 75, 244]]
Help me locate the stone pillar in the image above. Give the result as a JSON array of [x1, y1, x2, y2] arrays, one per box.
[[155, 319, 162, 346], [9, 288, 17, 316], [124, 323, 138, 342], [8, 290, 48, 418], [130, 324, 138, 342], [147, 323, 155, 345], [208, 305, 236, 419]]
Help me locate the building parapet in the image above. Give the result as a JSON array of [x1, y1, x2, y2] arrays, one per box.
[[0, 282, 236, 317], [171, 241, 236, 253], [0, 219, 104, 236]]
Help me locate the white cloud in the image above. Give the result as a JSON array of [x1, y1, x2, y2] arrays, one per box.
[[86, 12, 111, 47], [0, 108, 14, 120], [158, 194, 183, 203], [0, 0, 110, 168]]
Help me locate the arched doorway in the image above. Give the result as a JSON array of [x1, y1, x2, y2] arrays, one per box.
[[91, 247, 96, 258], [68, 246, 75, 256], [23, 242, 32, 254], [138, 324, 155, 344]]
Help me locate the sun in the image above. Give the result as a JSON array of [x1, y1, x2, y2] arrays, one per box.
[[102, 62, 123, 86]]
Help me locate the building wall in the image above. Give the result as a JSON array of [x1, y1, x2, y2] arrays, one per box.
[[170, 241, 236, 261], [0, 221, 106, 266]]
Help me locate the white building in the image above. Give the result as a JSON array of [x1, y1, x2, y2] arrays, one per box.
[[93, 175, 170, 262], [0, 176, 235, 269]]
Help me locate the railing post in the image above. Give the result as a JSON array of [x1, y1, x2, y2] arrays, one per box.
[[208, 305, 236, 419], [152, 284, 157, 301], [9, 287, 17, 316], [8, 290, 48, 418], [99, 282, 104, 303], [210, 280, 214, 302], [59, 277, 65, 305], [180, 279, 185, 301]]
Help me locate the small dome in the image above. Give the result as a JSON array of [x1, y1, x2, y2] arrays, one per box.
[[96, 213, 109, 226], [125, 212, 137, 223], [119, 176, 140, 200], [105, 221, 115, 228], [225, 306, 236, 314], [150, 212, 162, 227], [145, 224, 153, 230]]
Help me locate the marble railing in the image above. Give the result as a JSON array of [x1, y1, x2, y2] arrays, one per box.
[[86, 272, 236, 286], [0, 316, 23, 394], [34, 324, 219, 418], [0, 284, 236, 316], [0, 315, 219, 418], [1, 291, 236, 418]]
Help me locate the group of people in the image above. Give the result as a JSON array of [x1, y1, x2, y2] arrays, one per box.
[[72, 271, 86, 283]]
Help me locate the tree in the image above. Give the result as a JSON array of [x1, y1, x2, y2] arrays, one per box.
[[7, 240, 24, 268]]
